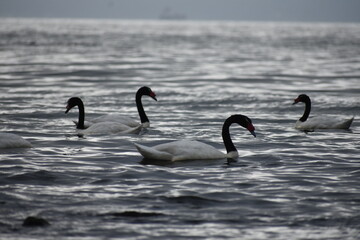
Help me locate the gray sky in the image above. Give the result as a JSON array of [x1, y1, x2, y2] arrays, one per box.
[[1, 0, 360, 22]]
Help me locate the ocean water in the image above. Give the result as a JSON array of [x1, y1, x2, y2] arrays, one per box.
[[0, 18, 359, 239]]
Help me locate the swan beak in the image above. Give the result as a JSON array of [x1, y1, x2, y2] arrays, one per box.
[[247, 124, 256, 137], [150, 92, 157, 101], [65, 105, 71, 114], [293, 98, 300, 105], [250, 130, 256, 138]]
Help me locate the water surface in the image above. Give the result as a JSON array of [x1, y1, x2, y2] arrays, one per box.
[[0, 18, 359, 239]]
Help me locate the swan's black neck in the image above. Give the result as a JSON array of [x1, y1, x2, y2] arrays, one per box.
[[222, 117, 237, 153], [222, 115, 254, 154], [136, 90, 149, 124], [300, 97, 311, 122], [76, 101, 86, 129]]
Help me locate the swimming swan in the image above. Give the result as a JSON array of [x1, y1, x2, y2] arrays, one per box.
[[65, 97, 141, 135], [91, 86, 157, 128], [0, 133, 32, 148], [134, 114, 256, 161], [293, 94, 354, 130]]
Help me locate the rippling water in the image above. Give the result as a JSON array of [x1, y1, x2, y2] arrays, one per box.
[[0, 18, 359, 239]]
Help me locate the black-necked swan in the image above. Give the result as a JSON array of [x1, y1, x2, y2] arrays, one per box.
[[134, 114, 256, 161], [91, 86, 157, 128], [65, 97, 141, 135], [0, 133, 32, 149], [293, 94, 354, 130]]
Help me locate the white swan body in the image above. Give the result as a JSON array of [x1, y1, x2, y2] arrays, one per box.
[[134, 115, 256, 161], [0, 133, 32, 149], [293, 94, 354, 130], [77, 121, 142, 136], [295, 116, 354, 130], [91, 114, 143, 128], [75, 116, 148, 129], [135, 140, 229, 161]]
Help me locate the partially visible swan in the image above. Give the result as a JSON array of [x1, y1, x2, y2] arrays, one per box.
[[65, 97, 141, 135], [134, 114, 256, 161], [0, 133, 32, 149], [91, 86, 157, 128], [293, 94, 354, 130]]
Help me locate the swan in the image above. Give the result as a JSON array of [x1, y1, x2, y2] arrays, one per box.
[[0, 133, 32, 149], [293, 94, 354, 130], [90, 86, 157, 128], [134, 114, 256, 161], [65, 97, 141, 135]]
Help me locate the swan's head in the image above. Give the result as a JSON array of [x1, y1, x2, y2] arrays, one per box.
[[243, 116, 256, 137], [293, 94, 310, 105], [139, 86, 157, 101], [65, 97, 82, 113], [230, 115, 256, 137]]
